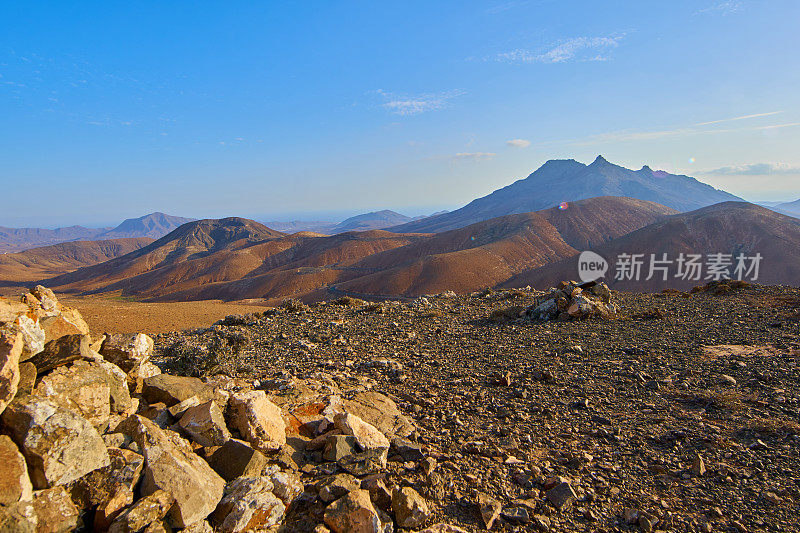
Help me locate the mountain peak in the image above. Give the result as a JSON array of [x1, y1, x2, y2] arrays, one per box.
[[640, 165, 652, 172], [591, 155, 610, 166]]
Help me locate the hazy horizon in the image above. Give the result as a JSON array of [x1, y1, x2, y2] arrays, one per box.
[[2, 1, 799, 227]]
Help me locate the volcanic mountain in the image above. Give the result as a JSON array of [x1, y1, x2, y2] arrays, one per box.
[[503, 202, 800, 291], [0, 238, 154, 284], [0, 212, 194, 253], [43, 197, 674, 302], [390, 156, 741, 233], [331, 210, 418, 233], [101, 212, 196, 239]]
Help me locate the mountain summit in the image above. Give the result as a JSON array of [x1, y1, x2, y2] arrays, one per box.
[[389, 156, 742, 233]]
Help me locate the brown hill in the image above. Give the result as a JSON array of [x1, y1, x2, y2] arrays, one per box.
[[332, 197, 675, 296], [0, 237, 153, 283], [503, 202, 800, 291], [40, 197, 670, 302]]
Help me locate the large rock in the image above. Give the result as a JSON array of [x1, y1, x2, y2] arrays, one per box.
[[39, 310, 89, 344], [228, 390, 286, 452], [27, 334, 92, 374], [208, 439, 267, 482], [1, 396, 110, 489], [118, 415, 225, 528], [108, 489, 175, 533], [269, 471, 303, 505], [30, 486, 79, 533], [178, 400, 230, 447], [34, 360, 111, 428], [0, 435, 33, 505], [334, 412, 389, 451], [210, 477, 286, 533], [392, 487, 430, 529], [100, 333, 154, 373], [15, 315, 45, 361], [0, 500, 38, 533], [339, 392, 415, 439], [70, 447, 144, 510], [317, 474, 360, 503], [0, 325, 22, 415], [324, 489, 382, 533], [30, 286, 60, 315], [142, 374, 215, 407]]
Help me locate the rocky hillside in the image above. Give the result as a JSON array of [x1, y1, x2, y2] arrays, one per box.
[[1, 282, 799, 531], [389, 156, 740, 233]]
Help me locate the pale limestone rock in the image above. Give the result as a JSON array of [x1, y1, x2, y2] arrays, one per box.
[[100, 333, 154, 373], [392, 487, 430, 529], [93, 487, 134, 532], [16, 315, 45, 360], [334, 412, 389, 451], [34, 359, 111, 428], [142, 374, 214, 407], [40, 310, 89, 344], [30, 286, 60, 315], [27, 334, 92, 374], [269, 470, 304, 505], [324, 489, 382, 533], [118, 415, 225, 528], [1, 396, 110, 489], [178, 400, 230, 447], [108, 489, 175, 533], [228, 390, 286, 452], [70, 447, 144, 511], [0, 325, 22, 415], [0, 435, 33, 505], [30, 486, 79, 533], [0, 500, 38, 533], [210, 477, 285, 533], [208, 439, 267, 482]]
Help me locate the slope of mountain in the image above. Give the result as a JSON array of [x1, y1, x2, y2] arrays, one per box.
[[101, 212, 196, 239], [0, 212, 195, 253], [389, 156, 742, 233], [502, 202, 800, 291], [0, 238, 153, 283], [43, 197, 675, 302]]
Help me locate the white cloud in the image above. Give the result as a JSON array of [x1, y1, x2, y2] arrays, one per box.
[[377, 89, 465, 116], [703, 163, 800, 176], [452, 152, 497, 161], [506, 138, 531, 148], [696, 1, 744, 15], [498, 36, 623, 64]]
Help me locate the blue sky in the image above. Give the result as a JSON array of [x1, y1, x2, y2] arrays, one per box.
[[2, 0, 799, 227]]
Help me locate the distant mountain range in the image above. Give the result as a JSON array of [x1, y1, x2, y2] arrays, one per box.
[[39, 197, 680, 301], [389, 156, 743, 233], [264, 210, 433, 235], [775, 198, 800, 217], [0, 212, 194, 253]]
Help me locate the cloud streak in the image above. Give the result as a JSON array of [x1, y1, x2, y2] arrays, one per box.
[[452, 152, 497, 161], [694, 111, 781, 126], [506, 139, 531, 148], [376, 89, 465, 116], [703, 163, 800, 176], [695, 1, 744, 16], [498, 36, 623, 64]]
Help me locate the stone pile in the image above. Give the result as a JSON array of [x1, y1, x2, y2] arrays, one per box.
[[0, 287, 462, 532], [524, 280, 618, 321]]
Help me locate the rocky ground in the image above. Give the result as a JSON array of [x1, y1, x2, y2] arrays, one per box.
[[154, 281, 800, 532], [0, 281, 798, 532]]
